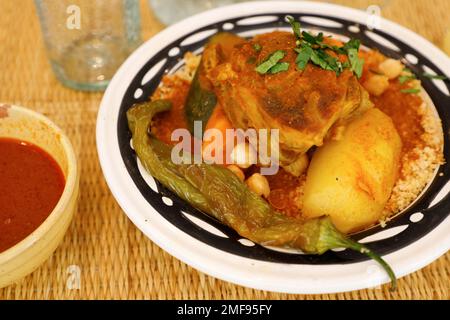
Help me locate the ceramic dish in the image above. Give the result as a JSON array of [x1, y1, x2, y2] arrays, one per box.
[[96, 1, 450, 293], [0, 104, 79, 288]]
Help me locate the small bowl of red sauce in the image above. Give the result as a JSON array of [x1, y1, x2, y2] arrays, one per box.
[[0, 104, 79, 288]]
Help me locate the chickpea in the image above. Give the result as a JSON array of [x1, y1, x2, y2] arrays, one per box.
[[246, 173, 270, 198], [378, 58, 403, 79], [226, 165, 245, 182], [363, 74, 390, 96], [230, 142, 257, 169]]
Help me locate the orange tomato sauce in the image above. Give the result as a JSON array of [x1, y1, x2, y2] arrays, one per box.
[[372, 81, 424, 154], [0, 138, 65, 253], [152, 77, 191, 145], [266, 169, 303, 217], [360, 50, 425, 155]]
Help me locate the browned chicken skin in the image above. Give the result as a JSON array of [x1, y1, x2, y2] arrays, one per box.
[[207, 31, 373, 174]]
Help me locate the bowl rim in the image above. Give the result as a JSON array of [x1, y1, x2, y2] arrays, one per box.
[[96, 1, 450, 294], [0, 104, 79, 262]]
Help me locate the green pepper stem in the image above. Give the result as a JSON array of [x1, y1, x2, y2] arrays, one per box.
[[342, 238, 397, 291], [315, 216, 397, 291], [318, 218, 397, 291]]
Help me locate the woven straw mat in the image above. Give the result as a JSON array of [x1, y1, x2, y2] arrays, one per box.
[[0, 0, 449, 299]]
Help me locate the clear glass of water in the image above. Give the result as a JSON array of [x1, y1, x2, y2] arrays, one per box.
[[148, 0, 240, 25], [35, 0, 142, 91]]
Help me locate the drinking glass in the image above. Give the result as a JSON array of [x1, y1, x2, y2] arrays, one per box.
[[148, 0, 238, 25], [35, 0, 142, 91]]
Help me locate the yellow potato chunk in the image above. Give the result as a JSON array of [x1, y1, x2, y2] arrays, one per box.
[[302, 108, 402, 233]]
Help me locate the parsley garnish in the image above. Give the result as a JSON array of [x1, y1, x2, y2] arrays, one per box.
[[399, 68, 419, 93], [286, 16, 364, 78], [310, 49, 343, 73], [423, 72, 448, 80], [269, 62, 290, 74], [399, 75, 416, 84], [302, 31, 320, 45], [398, 68, 448, 84], [342, 39, 360, 51], [396, 68, 448, 94], [255, 50, 288, 74], [398, 67, 416, 84], [347, 47, 364, 78], [295, 45, 313, 70], [286, 15, 301, 45], [401, 88, 421, 94]]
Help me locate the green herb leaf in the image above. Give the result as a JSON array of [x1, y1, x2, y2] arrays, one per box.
[[286, 16, 301, 41], [343, 38, 361, 51], [423, 72, 448, 80], [269, 62, 290, 74], [297, 47, 342, 75], [316, 32, 324, 42], [324, 43, 344, 54], [253, 43, 262, 52], [322, 51, 342, 73], [336, 60, 344, 73], [287, 20, 365, 78], [398, 75, 416, 84], [310, 50, 327, 70], [342, 39, 363, 78], [347, 48, 364, 78], [255, 50, 286, 74], [398, 68, 416, 84], [295, 45, 313, 70], [401, 88, 421, 94], [302, 31, 319, 45], [310, 49, 341, 74]]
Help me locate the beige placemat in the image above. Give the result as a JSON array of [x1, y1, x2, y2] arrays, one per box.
[[0, 0, 449, 300]]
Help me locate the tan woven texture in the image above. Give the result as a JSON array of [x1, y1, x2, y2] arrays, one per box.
[[0, 0, 449, 300]]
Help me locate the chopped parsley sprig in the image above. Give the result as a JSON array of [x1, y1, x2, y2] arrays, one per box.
[[398, 68, 417, 84], [397, 68, 448, 94], [399, 68, 448, 84], [399, 75, 416, 84], [397, 68, 419, 94], [268, 62, 290, 74], [286, 15, 301, 45], [255, 50, 289, 74], [255, 16, 448, 82], [423, 72, 448, 80], [286, 15, 364, 78], [401, 88, 421, 94]]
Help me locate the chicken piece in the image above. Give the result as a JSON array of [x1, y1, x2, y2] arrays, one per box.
[[207, 31, 373, 172]]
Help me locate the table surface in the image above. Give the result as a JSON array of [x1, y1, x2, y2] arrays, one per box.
[[0, 0, 449, 300]]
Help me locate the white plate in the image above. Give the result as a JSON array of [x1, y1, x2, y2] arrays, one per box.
[[97, 1, 450, 294]]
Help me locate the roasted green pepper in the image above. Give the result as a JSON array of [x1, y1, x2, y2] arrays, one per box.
[[127, 100, 397, 290]]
